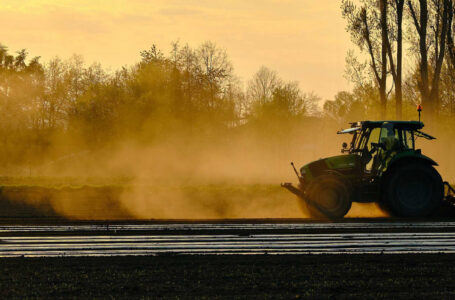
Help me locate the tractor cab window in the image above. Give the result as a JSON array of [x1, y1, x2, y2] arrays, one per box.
[[369, 124, 401, 174], [379, 124, 400, 151], [367, 127, 381, 152], [351, 128, 372, 153], [348, 130, 362, 152], [364, 127, 381, 172], [361, 124, 399, 174], [355, 129, 368, 151], [360, 129, 371, 150], [401, 129, 415, 149], [348, 127, 380, 155]]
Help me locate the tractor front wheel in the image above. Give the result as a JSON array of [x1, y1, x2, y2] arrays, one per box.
[[304, 174, 352, 220], [385, 163, 443, 217]]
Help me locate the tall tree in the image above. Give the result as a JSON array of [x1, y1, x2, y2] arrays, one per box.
[[342, 0, 390, 118], [387, 0, 405, 119], [445, 1, 455, 68], [408, 0, 453, 119]]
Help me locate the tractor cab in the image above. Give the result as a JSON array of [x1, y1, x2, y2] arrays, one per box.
[[338, 121, 435, 176]]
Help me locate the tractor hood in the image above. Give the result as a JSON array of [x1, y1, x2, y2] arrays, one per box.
[[300, 154, 359, 181]]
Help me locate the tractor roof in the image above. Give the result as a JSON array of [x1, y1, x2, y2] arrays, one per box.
[[338, 120, 435, 139], [352, 120, 424, 130], [338, 120, 425, 135]]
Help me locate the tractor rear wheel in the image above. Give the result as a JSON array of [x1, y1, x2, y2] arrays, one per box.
[[385, 163, 443, 217], [304, 174, 352, 220]]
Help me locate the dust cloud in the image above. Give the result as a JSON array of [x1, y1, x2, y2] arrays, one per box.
[[5, 116, 343, 220], [5, 111, 455, 220], [92, 118, 448, 220], [34, 118, 389, 220], [0, 43, 452, 220], [5, 106, 454, 220]]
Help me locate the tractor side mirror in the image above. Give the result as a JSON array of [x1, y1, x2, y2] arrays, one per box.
[[341, 142, 348, 153]]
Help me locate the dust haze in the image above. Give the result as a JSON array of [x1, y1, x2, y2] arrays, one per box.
[[0, 41, 453, 220], [35, 120, 389, 220]]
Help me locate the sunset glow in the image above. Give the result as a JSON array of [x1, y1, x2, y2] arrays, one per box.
[[0, 0, 351, 99]]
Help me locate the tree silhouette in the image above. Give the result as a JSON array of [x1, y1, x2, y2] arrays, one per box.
[[408, 0, 453, 119], [342, 0, 390, 118]]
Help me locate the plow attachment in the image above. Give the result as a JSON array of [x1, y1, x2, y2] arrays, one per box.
[[281, 182, 304, 198]]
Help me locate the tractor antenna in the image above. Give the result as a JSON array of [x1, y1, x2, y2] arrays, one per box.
[[290, 162, 300, 180], [417, 104, 422, 122]]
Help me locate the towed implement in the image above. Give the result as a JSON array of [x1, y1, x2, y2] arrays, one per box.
[[282, 120, 455, 219]]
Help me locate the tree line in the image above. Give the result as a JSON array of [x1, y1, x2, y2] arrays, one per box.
[[0, 42, 319, 170]]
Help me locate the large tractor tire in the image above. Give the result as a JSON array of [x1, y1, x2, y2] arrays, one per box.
[[303, 174, 352, 220], [384, 162, 443, 217]]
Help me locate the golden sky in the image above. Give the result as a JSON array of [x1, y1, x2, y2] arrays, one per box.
[[0, 0, 352, 99]]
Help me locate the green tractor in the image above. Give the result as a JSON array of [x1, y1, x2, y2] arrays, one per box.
[[282, 120, 455, 219]]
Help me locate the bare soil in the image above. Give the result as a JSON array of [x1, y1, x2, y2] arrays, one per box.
[[1, 254, 455, 299]]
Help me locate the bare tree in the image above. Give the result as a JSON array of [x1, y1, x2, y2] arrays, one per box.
[[445, 1, 455, 67], [247, 66, 281, 104], [342, 0, 390, 118], [408, 0, 453, 119], [387, 0, 405, 119], [197, 41, 233, 106]]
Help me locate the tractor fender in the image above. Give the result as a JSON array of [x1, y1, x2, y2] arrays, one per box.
[[388, 152, 438, 168], [380, 154, 439, 197]]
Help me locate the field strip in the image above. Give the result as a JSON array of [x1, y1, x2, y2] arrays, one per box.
[[1, 231, 455, 257], [1, 222, 455, 232], [2, 232, 455, 242]]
